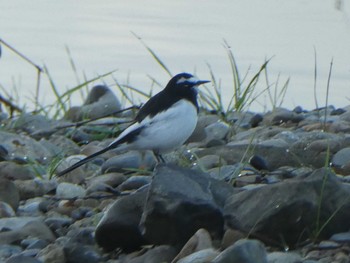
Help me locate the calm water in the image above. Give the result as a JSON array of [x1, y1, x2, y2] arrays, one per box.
[[1, 0, 350, 112]]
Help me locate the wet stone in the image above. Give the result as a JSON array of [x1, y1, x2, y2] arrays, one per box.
[[318, 240, 342, 249], [0, 245, 22, 261], [101, 150, 156, 173], [118, 175, 151, 191], [330, 231, 350, 243], [5, 103, 350, 262], [56, 182, 86, 199]]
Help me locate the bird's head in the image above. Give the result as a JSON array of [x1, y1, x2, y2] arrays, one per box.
[[165, 73, 210, 95]]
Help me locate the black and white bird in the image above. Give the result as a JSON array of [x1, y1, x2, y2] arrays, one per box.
[[56, 72, 209, 177]]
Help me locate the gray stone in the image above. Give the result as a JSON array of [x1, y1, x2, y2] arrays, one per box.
[[0, 245, 22, 261], [0, 220, 55, 245], [339, 110, 350, 122], [140, 165, 232, 247], [0, 131, 53, 162], [0, 178, 19, 210], [307, 138, 342, 153], [200, 142, 292, 170], [263, 108, 304, 125], [226, 111, 261, 128], [318, 240, 341, 249], [56, 182, 86, 199], [66, 227, 95, 245], [199, 130, 339, 170], [259, 138, 289, 148], [272, 130, 300, 144], [64, 244, 102, 263], [101, 150, 156, 173], [332, 147, 350, 174], [329, 120, 350, 133], [274, 166, 313, 179], [188, 114, 220, 143], [221, 229, 246, 249], [0, 217, 43, 231], [127, 245, 178, 263], [197, 154, 226, 170], [0, 162, 36, 181], [6, 114, 52, 135], [331, 108, 346, 116], [118, 175, 151, 191], [172, 228, 213, 263], [208, 164, 244, 181], [55, 155, 91, 184], [177, 248, 219, 263], [212, 239, 268, 263], [6, 255, 42, 263], [44, 135, 81, 156], [14, 179, 57, 200], [95, 188, 148, 251], [36, 243, 65, 263], [330, 231, 350, 243], [17, 198, 44, 216], [267, 251, 302, 263], [224, 168, 350, 246], [87, 172, 126, 188], [21, 238, 49, 250], [44, 217, 73, 231], [204, 121, 230, 141], [85, 182, 117, 195], [64, 85, 122, 122], [0, 201, 16, 218]]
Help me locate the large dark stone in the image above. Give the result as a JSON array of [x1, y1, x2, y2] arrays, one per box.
[[140, 164, 233, 247], [224, 168, 350, 247], [94, 188, 147, 251]]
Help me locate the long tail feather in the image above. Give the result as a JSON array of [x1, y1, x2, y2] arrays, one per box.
[[56, 144, 116, 177]]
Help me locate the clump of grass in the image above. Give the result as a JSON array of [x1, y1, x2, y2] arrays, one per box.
[[43, 67, 117, 119], [198, 41, 290, 118], [264, 69, 290, 110], [312, 49, 335, 130], [310, 142, 349, 242]]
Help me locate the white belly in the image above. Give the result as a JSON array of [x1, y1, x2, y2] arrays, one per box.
[[116, 100, 198, 153]]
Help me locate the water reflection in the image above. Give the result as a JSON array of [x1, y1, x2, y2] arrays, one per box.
[[0, 0, 349, 112]]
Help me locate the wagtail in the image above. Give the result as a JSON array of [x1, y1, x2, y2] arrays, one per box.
[[56, 72, 209, 176]]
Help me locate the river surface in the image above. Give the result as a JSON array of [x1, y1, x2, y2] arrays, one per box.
[[1, 0, 350, 112]]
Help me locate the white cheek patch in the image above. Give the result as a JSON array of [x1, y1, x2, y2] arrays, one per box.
[[176, 76, 199, 85]]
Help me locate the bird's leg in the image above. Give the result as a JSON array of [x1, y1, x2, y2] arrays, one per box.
[[153, 150, 166, 163]]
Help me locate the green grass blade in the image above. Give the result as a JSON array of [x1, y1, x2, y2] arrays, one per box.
[[132, 32, 172, 77], [60, 70, 117, 99], [45, 65, 66, 113]]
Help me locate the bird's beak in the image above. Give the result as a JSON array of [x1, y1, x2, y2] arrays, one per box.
[[196, 80, 210, 86]]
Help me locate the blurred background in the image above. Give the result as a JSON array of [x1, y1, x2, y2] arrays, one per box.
[[0, 0, 349, 112]]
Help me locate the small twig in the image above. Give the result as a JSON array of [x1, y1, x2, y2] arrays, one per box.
[[0, 38, 44, 111], [56, 105, 140, 130], [0, 38, 43, 72], [313, 47, 319, 116], [44, 192, 129, 202], [35, 68, 43, 111], [0, 94, 23, 115], [323, 59, 333, 130]]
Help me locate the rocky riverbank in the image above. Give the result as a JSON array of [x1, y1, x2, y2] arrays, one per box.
[[1, 85, 350, 262]]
